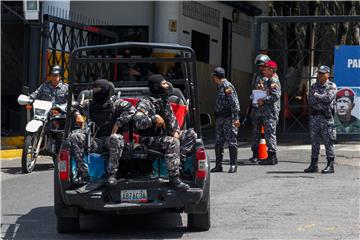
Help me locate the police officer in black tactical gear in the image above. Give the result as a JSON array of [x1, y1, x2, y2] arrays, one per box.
[[134, 74, 197, 191], [70, 79, 135, 186]]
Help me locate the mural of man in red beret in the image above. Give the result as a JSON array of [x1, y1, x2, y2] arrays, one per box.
[[334, 87, 360, 133]]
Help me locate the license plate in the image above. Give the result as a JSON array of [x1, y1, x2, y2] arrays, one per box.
[[121, 189, 148, 203]]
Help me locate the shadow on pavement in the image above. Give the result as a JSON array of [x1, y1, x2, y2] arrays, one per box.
[[2, 206, 187, 239], [1, 163, 54, 175], [267, 171, 306, 174], [266, 170, 315, 179]]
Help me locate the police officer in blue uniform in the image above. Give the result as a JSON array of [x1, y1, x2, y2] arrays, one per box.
[[29, 65, 68, 105], [305, 65, 337, 174], [210, 67, 241, 173]]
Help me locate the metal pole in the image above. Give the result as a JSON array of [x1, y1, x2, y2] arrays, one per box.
[[41, 16, 50, 82], [254, 17, 261, 55], [283, 24, 288, 133]]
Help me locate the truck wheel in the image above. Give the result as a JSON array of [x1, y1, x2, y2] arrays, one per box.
[[57, 216, 80, 233], [21, 133, 39, 173], [188, 200, 210, 231]]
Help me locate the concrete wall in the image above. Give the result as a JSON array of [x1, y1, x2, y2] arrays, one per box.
[[178, 1, 233, 67], [70, 1, 155, 40], [154, 1, 179, 44]]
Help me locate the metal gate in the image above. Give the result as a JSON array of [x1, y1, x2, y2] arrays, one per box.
[[254, 15, 360, 133], [41, 14, 118, 84]]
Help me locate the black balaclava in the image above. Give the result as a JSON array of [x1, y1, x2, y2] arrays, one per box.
[[148, 74, 173, 97], [93, 79, 114, 105]]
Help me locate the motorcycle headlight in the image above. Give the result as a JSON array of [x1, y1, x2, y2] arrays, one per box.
[[34, 109, 46, 116]]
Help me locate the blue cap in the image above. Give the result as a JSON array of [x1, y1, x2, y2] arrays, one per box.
[[318, 65, 330, 73], [212, 67, 226, 78]]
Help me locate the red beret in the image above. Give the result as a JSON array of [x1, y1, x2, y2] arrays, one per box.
[[264, 61, 277, 69], [336, 88, 355, 98]]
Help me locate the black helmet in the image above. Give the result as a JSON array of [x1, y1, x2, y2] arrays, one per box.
[[50, 65, 63, 76], [212, 67, 226, 78]]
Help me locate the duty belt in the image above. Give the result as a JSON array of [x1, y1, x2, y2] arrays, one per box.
[[310, 108, 333, 119], [214, 111, 232, 118], [310, 109, 326, 116]]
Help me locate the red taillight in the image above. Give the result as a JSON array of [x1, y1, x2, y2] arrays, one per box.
[[196, 148, 207, 179], [58, 149, 70, 181]]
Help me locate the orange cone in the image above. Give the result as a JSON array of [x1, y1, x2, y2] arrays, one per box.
[[258, 126, 268, 161]]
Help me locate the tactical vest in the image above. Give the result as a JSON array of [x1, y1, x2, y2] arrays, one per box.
[[137, 96, 168, 137], [89, 101, 115, 137]]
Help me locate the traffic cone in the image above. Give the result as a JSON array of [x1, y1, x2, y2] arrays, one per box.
[[258, 126, 268, 163]]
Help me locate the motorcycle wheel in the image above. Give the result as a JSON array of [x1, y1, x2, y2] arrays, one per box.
[[21, 133, 39, 173]]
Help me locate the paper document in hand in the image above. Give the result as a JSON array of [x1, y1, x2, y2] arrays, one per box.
[[252, 90, 267, 104]]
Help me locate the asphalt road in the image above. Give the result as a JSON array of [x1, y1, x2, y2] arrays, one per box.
[[1, 143, 359, 239]]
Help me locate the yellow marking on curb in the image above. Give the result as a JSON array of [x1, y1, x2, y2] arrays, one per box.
[[0, 149, 23, 159], [297, 224, 316, 231]]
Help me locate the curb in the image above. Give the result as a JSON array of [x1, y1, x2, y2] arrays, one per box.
[[0, 149, 23, 159], [1, 136, 24, 159]]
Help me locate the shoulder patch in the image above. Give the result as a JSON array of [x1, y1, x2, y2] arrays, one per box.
[[270, 83, 279, 89], [329, 82, 337, 90], [119, 100, 129, 107], [225, 87, 233, 95]]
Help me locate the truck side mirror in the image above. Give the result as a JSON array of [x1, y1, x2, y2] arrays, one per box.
[[200, 113, 212, 128]]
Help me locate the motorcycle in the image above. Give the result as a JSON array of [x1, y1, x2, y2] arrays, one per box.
[[17, 94, 66, 173]]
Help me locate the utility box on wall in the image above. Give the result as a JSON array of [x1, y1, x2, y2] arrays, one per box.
[[23, 0, 39, 20]]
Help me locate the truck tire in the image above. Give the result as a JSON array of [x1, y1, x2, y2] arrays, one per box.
[[187, 200, 210, 231], [57, 216, 80, 233]]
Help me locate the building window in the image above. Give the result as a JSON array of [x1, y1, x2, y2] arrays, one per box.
[[232, 19, 251, 38], [183, 1, 220, 27], [191, 30, 209, 63]]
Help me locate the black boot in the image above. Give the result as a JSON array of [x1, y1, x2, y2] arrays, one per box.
[[304, 158, 319, 173], [211, 145, 223, 172], [273, 152, 278, 165], [169, 176, 190, 191], [228, 146, 238, 173], [321, 158, 335, 174], [259, 151, 276, 165], [106, 174, 117, 186], [249, 151, 258, 163]]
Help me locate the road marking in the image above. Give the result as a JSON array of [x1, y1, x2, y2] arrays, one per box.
[[324, 226, 337, 232], [0, 149, 22, 159], [297, 223, 315, 231]]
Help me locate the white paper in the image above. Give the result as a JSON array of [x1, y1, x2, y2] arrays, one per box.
[[252, 90, 267, 104]]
